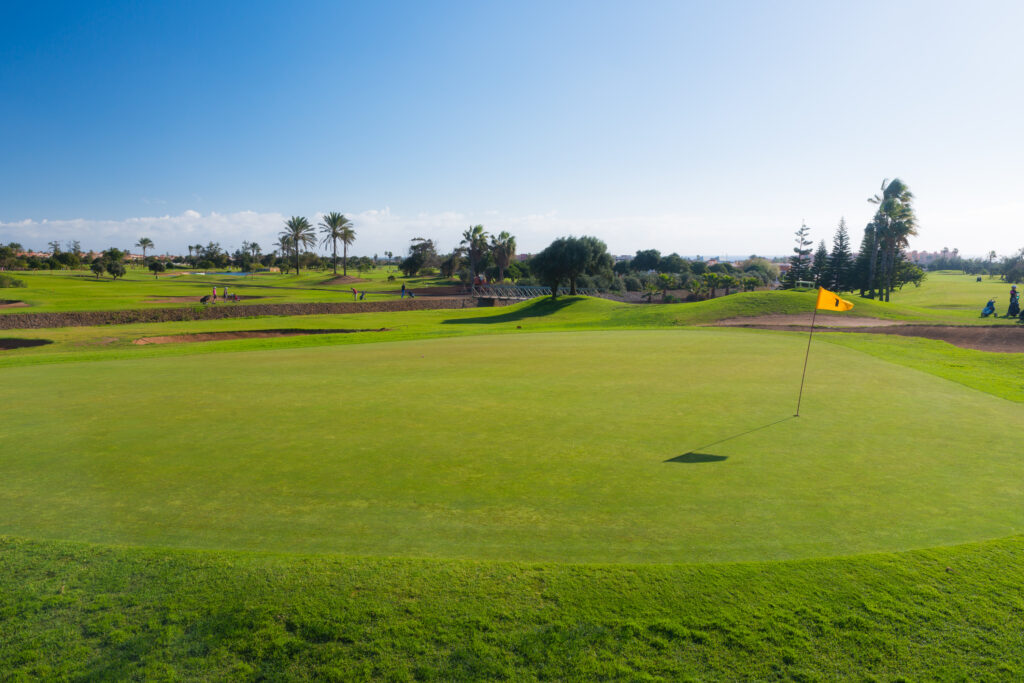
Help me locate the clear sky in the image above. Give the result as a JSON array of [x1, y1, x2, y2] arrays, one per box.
[[2, 0, 1022, 258]]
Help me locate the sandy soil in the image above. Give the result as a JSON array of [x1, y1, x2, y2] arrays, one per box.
[[0, 300, 29, 309], [132, 328, 389, 345], [715, 314, 902, 328], [713, 314, 1024, 353], [322, 275, 368, 285]]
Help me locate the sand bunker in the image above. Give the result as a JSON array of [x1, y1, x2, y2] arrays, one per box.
[[132, 328, 389, 345], [322, 275, 368, 285], [0, 338, 53, 350], [713, 314, 1024, 353], [715, 314, 901, 328], [0, 300, 29, 309]]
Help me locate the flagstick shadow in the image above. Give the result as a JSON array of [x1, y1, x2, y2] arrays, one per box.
[[665, 416, 796, 463]]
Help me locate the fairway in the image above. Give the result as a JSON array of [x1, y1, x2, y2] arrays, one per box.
[[2, 329, 1021, 563]]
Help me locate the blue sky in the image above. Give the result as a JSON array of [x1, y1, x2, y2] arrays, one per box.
[[2, 0, 1022, 257]]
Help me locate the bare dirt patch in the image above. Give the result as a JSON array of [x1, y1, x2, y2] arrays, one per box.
[[713, 314, 1024, 353], [0, 338, 53, 350], [132, 328, 390, 345], [0, 300, 29, 309], [322, 275, 368, 285], [715, 314, 902, 328]]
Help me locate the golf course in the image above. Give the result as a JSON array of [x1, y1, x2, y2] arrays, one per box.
[[1, 268, 1022, 679]]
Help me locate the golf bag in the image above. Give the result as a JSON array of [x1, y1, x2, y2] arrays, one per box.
[[981, 299, 996, 317], [1008, 296, 1020, 318]]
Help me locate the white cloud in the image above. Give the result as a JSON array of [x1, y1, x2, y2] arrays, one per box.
[[0, 207, 849, 259]]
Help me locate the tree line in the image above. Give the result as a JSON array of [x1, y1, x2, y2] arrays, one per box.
[[784, 178, 926, 298]]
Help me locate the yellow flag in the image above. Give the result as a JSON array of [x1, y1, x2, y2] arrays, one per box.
[[816, 287, 854, 312]]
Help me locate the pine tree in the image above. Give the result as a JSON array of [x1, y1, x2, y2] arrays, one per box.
[[826, 217, 854, 291], [785, 223, 813, 288], [810, 240, 829, 285], [851, 223, 875, 296]]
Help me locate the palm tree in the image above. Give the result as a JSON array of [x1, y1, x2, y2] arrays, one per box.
[[275, 235, 294, 273], [460, 225, 489, 280], [489, 231, 516, 282], [135, 237, 154, 267], [280, 216, 316, 275], [186, 245, 194, 262], [867, 178, 915, 301], [250, 242, 262, 259], [318, 212, 354, 275]]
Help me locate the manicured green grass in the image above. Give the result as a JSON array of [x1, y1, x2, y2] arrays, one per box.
[[3, 534, 1023, 680], [2, 277, 1022, 679], [3, 291, 1021, 373], [819, 331, 1024, 403], [892, 270, 1017, 313], [2, 330, 1021, 563], [0, 267, 452, 313]]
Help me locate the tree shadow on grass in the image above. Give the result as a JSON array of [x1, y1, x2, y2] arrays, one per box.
[[665, 416, 795, 463], [441, 297, 580, 325]]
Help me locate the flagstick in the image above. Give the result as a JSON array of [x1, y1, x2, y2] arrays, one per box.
[[794, 305, 819, 417]]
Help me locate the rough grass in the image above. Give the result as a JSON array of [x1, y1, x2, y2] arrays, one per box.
[[3, 535, 1023, 681]]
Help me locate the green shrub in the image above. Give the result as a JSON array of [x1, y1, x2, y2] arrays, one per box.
[[0, 273, 26, 288]]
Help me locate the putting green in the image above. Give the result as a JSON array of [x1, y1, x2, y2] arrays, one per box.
[[1, 329, 1020, 563]]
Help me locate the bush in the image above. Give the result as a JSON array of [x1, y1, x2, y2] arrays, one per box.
[[623, 276, 642, 292], [197, 260, 215, 270], [0, 273, 26, 288], [574, 274, 595, 290]]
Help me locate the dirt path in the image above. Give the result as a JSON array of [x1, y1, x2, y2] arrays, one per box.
[[713, 314, 1024, 353], [0, 300, 28, 309]]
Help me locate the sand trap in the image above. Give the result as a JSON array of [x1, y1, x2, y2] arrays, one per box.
[[0, 300, 29, 309], [322, 275, 368, 285], [712, 314, 1024, 353], [714, 314, 901, 328], [132, 328, 389, 345], [0, 338, 52, 350]]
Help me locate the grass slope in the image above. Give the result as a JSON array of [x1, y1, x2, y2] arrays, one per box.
[[2, 331, 1021, 563], [0, 267, 451, 313], [2, 535, 1023, 680]]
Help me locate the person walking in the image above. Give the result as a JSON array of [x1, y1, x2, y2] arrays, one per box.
[[401, 283, 406, 298]]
